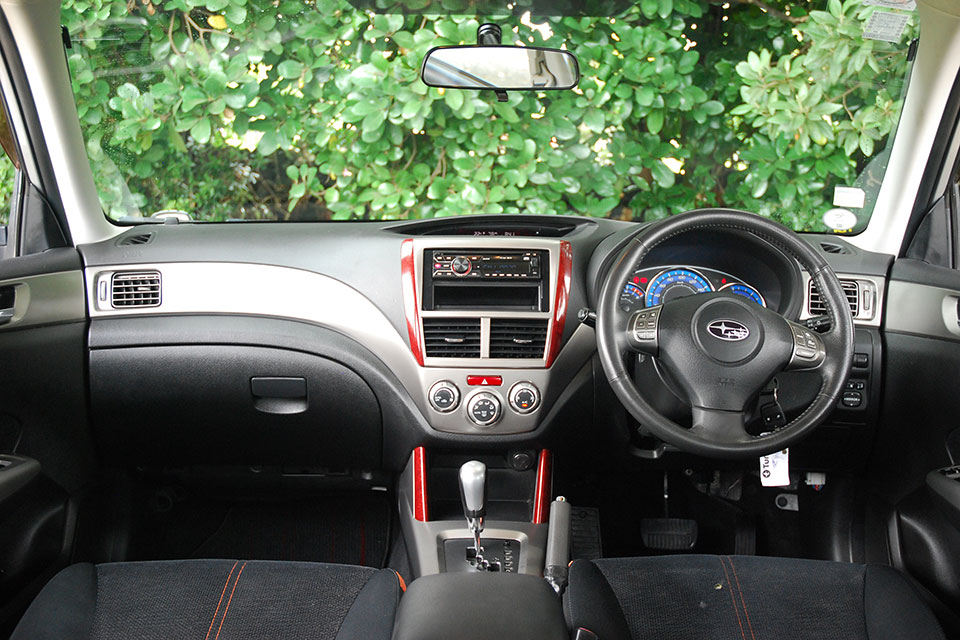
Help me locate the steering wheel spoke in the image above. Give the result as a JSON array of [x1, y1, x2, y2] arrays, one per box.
[[690, 407, 751, 445], [625, 304, 661, 356], [784, 319, 826, 370]]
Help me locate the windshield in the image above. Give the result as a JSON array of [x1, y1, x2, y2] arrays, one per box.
[[63, 0, 916, 233]]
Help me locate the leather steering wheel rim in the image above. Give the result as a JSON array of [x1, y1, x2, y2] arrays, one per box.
[[597, 209, 855, 459]]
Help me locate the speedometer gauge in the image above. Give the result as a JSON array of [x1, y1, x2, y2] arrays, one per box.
[[644, 268, 714, 306], [720, 282, 766, 307]]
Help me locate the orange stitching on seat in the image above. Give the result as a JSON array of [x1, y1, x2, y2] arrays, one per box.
[[204, 561, 238, 640], [726, 557, 757, 640], [395, 571, 407, 592], [719, 557, 747, 640], [214, 561, 247, 640]]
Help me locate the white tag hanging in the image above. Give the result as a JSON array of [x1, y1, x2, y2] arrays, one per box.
[[760, 448, 790, 487]]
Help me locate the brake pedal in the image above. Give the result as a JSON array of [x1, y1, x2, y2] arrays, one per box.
[[640, 518, 698, 550]]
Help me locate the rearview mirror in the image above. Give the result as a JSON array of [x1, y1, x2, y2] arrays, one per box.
[[421, 46, 579, 91]]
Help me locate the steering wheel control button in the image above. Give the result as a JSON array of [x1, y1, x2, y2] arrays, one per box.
[[428, 381, 461, 413], [508, 382, 541, 414], [467, 375, 502, 386], [467, 392, 502, 427], [630, 307, 661, 343], [788, 322, 825, 368]]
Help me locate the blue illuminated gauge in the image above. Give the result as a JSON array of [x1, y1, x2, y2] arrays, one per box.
[[719, 282, 766, 307], [644, 268, 714, 307], [619, 282, 645, 312]]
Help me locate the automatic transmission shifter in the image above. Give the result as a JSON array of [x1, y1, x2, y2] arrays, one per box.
[[459, 460, 488, 569]]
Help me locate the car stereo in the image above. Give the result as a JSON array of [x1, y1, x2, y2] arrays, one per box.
[[430, 250, 542, 280], [423, 249, 549, 311]]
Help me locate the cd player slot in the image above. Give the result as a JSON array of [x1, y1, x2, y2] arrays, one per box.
[[431, 282, 542, 311]]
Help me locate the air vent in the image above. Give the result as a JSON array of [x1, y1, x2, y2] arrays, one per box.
[[111, 271, 161, 308], [423, 318, 481, 358], [117, 232, 154, 246], [489, 318, 548, 359], [808, 279, 859, 317], [820, 242, 849, 255]]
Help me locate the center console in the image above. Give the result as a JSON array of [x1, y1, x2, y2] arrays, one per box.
[[394, 448, 572, 639], [397, 448, 552, 577]]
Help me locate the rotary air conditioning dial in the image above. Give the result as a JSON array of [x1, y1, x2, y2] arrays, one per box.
[[467, 391, 502, 426], [428, 380, 460, 413], [508, 382, 541, 414]]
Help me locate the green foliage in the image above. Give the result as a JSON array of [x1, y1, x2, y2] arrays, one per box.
[[61, 0, 915, 230]]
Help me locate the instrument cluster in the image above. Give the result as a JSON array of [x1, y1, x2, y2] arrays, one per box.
[[619, 265, 766, 313]]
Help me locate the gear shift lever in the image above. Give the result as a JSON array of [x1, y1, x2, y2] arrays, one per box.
[[459, 460, 487, 568]]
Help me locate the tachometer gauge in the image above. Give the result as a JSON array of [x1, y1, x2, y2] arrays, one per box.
[[619, 282, 645, 312], [720, 282, 766, 307], [644, 268, 714, 307]]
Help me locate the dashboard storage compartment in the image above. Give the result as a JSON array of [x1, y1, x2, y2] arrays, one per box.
[[392, 572, 568, 640], [89, 345, 381, 468]]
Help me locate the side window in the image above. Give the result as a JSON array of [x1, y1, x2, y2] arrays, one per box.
[[0, 100, 18, 230]]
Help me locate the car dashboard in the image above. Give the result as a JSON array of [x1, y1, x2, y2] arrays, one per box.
[[57, 214, 891, 471]]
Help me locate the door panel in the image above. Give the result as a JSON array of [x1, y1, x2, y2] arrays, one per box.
[[873, 258, 960, 633], [0, 247, 92, 635]]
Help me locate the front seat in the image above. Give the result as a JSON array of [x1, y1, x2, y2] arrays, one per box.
[[565, 555, 945, 640], [10, 559, 402, 640]]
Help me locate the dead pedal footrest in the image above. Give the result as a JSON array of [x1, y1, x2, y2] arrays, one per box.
[[640, 517, 698, 550]]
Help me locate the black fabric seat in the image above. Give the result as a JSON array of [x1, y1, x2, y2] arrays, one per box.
[[565, 555, 945, 640], [11, 559, 402, 640]]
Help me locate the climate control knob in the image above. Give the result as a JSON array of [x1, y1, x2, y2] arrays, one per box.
[[428, 380, 460, 413], [451, 256, 472, 276], [509, 382, 541, 414], [467, 391, 502, 427]]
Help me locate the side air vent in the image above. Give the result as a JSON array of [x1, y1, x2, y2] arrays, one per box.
[[117, 232, 154, 246], [489, 318, 549, 359], [111, 271, 161, 308], [819, 242, 849, 255], [808, 279, 859, 317], [423, 318, 481, 358]]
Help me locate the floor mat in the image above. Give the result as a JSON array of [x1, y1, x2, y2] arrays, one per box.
[[132, 491, 391, 568], [191, 495, 390, 567]]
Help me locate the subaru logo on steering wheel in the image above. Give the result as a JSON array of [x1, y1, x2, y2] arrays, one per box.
[[707, 319, 750, 341]]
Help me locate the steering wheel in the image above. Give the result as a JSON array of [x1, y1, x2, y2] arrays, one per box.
[[597, 209, 854, 459]]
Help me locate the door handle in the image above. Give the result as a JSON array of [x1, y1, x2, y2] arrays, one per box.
[[0, 286, 14, 326]]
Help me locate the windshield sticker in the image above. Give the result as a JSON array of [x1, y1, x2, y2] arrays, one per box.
[[823, 208, 859, 232], [833, 186, 866, 209], [863, 10, 910, 42], [863, 0, 916, 10]]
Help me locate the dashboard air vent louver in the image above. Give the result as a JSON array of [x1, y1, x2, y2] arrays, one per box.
[[423, 318, 481, 358], [489, 318, 548, 359], [808, 279, 859, 317], [111, 271, 161, 308], [117, 232, 154, 246], [819, 242, 849, 255]]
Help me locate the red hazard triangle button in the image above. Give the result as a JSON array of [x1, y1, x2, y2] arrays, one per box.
[[466, 375, 502, 387]]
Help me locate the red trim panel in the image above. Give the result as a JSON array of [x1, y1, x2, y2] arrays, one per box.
[[401, 239, 424, 366], [532, 449, 553, 524], [545, 241, 572, 368], [412, 446, 428, 522]]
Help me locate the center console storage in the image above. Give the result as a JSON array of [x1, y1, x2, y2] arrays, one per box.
[[392, 572, 568, 640]]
